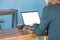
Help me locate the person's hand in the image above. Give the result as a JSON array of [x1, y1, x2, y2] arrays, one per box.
[[29, 23, 37, 26], [21, 29, 35, 35]]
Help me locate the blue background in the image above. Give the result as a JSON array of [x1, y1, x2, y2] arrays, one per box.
[[0, 0, 46, 30]]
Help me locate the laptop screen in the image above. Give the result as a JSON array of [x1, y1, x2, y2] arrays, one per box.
[[21, 11, 40, 25]]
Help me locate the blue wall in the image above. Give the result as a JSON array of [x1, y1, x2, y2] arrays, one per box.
[[0, 0, 46, 30]]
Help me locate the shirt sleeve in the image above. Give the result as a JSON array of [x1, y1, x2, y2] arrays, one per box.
[[32, 6, 50, 35]]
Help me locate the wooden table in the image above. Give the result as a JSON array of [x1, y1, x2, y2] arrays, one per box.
[[0, 29, 38, 40], [0, 28, 48, 40], [0, 10, 18, 28]]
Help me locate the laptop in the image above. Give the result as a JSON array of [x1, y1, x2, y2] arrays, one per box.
[[21, 11, 40, 26]]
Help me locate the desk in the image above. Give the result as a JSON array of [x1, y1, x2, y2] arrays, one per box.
[[0, 29, 38, 40], [0, 10, 18, 28], [0, 28, 48, 40]]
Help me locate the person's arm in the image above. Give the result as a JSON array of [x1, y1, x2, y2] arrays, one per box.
[[32, 7, 50, 35]]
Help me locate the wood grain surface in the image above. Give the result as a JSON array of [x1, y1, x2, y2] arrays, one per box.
[[0, 28, 47, 40]]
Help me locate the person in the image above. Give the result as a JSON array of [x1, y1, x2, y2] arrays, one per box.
[[22, 0, 60, 40], [31, 0, 60, 40]]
